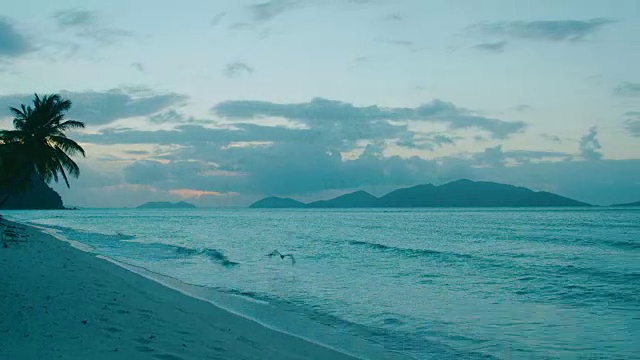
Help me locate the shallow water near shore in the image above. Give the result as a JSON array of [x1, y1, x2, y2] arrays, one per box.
[[4, 207, 639, 359]]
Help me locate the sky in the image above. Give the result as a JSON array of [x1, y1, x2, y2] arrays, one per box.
[[0, 0, 639, 207]]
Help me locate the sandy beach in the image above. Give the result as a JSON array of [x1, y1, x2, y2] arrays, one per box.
[[0, 219, 366, 360]]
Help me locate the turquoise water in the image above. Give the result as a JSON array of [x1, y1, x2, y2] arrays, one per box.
[[4, 208, 639, 359]]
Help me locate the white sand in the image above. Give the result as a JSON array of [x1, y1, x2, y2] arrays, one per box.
[[0, 219, 379, 360]]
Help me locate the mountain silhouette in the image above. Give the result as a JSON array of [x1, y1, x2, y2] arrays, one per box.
[[249, 179, 591, 208], [307, 190, 378, 208], [0, 176, 64, 209], [249, 197, 306, 208]]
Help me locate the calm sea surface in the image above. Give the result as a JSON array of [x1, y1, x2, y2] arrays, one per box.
[[4, 208, 639, 359]]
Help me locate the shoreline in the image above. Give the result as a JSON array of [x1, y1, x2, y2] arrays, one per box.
[[0, 218, 405, 359]]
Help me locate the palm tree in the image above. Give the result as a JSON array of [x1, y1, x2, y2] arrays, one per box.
[[0, 94, 86, 206]]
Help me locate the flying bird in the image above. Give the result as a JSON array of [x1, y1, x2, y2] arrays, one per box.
[[267, 250, 296, 265]]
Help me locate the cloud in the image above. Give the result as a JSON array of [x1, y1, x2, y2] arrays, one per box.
[[512, 104, 533, 112], [377, 38, 425, 52], [147, 109, 187, 124], [231, 143, 436, 195], [228, 22, 251, 31], [74, 120, 451, 196], [471, 18, 615, 42], [383, 13, 403, 22], [64, 88, 187, 125], [124, 150, 150, 155], [224, 61, 254, 77], [230, 1, 373, 37], [131, 62, 144, 72], [473, 145, 570, 167], [397, 133, 458, 150], [5, 93, 528, 200], [77, 118, 456, 197], [210, 12, 227, 27], [579, 126, 603, 160], [614, 82, 640, 97], [624, 111, 640, 137], [0, 18, 34, 58], [541, 133, 562, 143], [212, 98, 526, 139], [56, 182, 163, 208], [0, 88, 188, 125], [54, 9, 96, 27], [472, 40, 507, 53], [123, 159, 172, 184], [168, 189, 235, 198], [122, 159, 239, 193], [247, 0, 299, 22], [234, 0, 374, 28], [73, 96, 529, 199], [348, 56, 369, 69], [74, 123, 311, 146], [507, 150, 572, 163], [53, 9, 132, 44], [121, 142, 441, 196], [474, 145, 507, 167]]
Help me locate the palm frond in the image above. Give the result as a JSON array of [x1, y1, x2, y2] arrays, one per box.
[[49, 135, 86, 157], [9, 105, 27, 119], [12, 118, 26, 130], [53, 97, 72, 113], [0, 130, 26, 144], [53, 120, 86, 132], [4, 93, 86, 189], [54, 160, 71, 188], [54, 146, 80, 179], [35, 160, 56, 183]]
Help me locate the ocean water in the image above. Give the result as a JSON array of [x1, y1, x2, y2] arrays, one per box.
[[4, 208, 639, 359]]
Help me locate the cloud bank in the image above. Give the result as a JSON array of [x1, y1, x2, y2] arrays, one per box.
[[579, 127, 603, 161], [52, 9, 131, 44], [471, 18, 615, 42], [0, 88, 188, 125], [0, 18, 33, 58], [472, 41, 507, 53], [213, 98, 526, 139]]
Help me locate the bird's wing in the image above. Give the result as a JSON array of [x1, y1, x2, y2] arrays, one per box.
[[284, 254, 296, 264], [267, 250, 281, 257]]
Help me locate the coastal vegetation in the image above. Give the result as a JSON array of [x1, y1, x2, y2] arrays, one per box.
[[0, 94, 85, 208]]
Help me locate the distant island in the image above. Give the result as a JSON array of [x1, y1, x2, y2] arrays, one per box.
[[137, 201, 196, 209], [250, 197, 307, 208], [611, 200, 640, 207], [250, 179, 592, 208]]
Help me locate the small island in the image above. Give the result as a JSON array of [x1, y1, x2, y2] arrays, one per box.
[[611, 200, 640, 207], [136, 201, 196, 209], [248, 197, 306, 208]]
